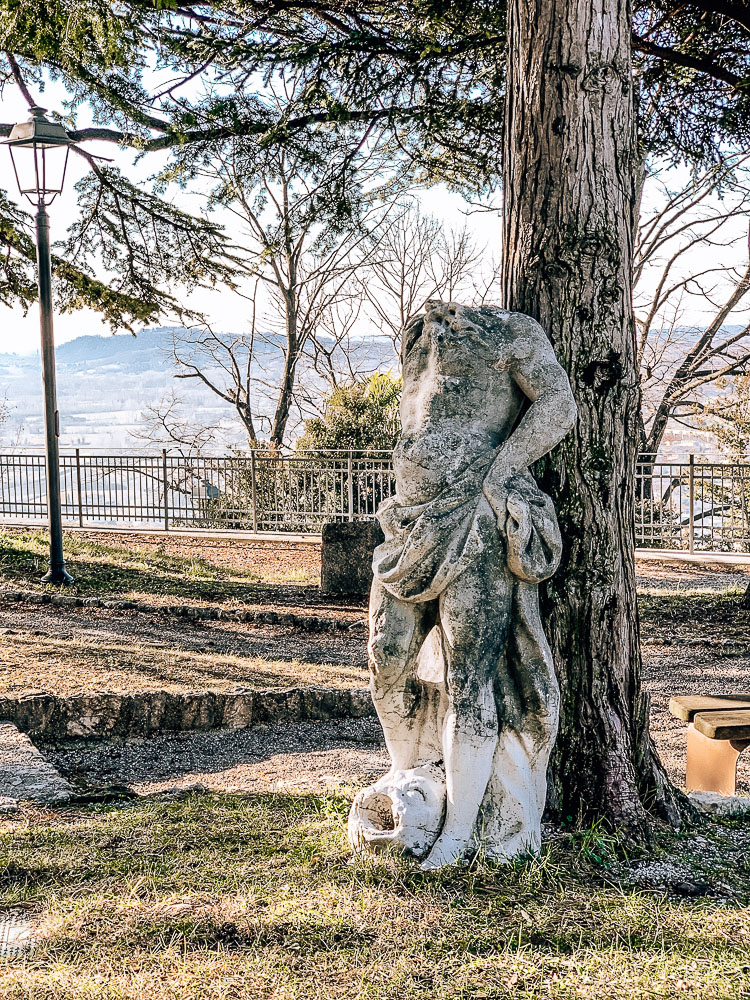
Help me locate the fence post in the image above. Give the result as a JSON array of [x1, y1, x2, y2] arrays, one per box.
[[162, 449, 169, 531], [250, 449, 258, 533], [347, 449, 354, 522], [75, 448, 84, 527], [688, 454, 695, 554]]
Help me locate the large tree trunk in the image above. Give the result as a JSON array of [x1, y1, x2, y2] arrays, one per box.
[[503, 0, 683, 831]]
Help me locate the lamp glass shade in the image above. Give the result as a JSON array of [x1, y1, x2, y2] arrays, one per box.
[[8, 142, 69, 198], [5, 107, 73, 204]]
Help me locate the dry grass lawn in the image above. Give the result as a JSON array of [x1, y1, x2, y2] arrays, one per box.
[[0, 527, 365, 696], [0, 794, 748, 999], [0, 527, 322, 604]]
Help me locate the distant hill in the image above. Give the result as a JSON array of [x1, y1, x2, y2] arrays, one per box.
[[0, 327, 395, 451], [55, 329, 178, 368], [1, 321, 744, 458]]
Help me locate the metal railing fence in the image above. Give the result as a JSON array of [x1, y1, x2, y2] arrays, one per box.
[[0, 449, 396, 534], [635, 454, 750, 553], [3, 449, 750, 550]]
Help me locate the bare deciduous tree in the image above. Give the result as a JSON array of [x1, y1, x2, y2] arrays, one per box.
[[167, 184, 501, 447], [168, 84, 393, 448], [356, 200, 501, 351], [635, 155, 750, 465], [131, 391, 223, 458]]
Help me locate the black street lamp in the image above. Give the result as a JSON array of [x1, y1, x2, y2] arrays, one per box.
[[5, 107, 75, 584]]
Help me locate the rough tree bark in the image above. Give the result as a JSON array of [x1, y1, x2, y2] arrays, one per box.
[[503, 0, 683, 831]]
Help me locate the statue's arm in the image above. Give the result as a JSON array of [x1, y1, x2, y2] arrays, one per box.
[[483, 316, 577, 512]]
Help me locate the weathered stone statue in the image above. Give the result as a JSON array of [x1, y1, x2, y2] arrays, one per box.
[[348, 301, 577, 868]]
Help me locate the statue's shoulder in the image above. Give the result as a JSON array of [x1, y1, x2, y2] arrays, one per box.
[[504, 311, 555, 359], [458, 305, 551, 361]]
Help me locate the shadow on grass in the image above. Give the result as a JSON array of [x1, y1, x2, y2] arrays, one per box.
[[639, 590, 750, 632]]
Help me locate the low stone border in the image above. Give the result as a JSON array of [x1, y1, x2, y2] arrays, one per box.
[[0, 686, 374, 742], [0, 587, 366, 633], [0, 722, 74, 802]]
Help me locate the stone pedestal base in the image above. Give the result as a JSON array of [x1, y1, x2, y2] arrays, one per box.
[[320, 520, 384, 596]]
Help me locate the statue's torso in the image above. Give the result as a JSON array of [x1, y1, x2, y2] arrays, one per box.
[[395, 306, 525, 504]]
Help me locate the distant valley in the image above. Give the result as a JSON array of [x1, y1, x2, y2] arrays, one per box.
[[0, 327, 396, 452]]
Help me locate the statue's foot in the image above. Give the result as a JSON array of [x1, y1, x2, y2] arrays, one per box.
[[420, 833, 469, 870]]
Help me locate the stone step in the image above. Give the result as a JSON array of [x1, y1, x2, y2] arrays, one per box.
[[0, 587, 366, 632], [0, 723, 73, 804]]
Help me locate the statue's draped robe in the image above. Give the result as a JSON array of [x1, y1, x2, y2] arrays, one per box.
[[373, 453, 562, 858]]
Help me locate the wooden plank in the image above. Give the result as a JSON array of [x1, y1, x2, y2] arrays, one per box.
[[668, 695, 750, 722], [693, 710, 750, 742]]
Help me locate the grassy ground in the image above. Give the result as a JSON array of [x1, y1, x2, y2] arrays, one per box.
[[5, 527, 749, 632], [0, 793, 748, 999], [4, 529, 750, 706], [636, 559, 750, 639], [0, 629, 367, 695], [0, 528, 320, 604], [0, 527, 365, 696]]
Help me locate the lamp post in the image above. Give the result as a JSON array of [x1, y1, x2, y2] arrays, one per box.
[[5, 107, 75, 584]]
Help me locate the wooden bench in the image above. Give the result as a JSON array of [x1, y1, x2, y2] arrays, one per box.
[[669, 695, 750, 795]]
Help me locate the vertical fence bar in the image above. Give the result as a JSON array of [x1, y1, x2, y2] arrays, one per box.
[[347, 449, 354, 522], [250, 450, 258, 533], [688, 454, 695, 554], [162, 449, 169, 532], [75, 448, 84, 527]]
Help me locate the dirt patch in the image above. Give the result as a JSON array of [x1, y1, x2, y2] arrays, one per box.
[[95, 531, 322, 580], [636, 557, 749, 592], [8, 527, 323, 583]]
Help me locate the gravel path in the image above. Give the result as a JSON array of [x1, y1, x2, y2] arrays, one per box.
[[47, 706, 750, 799], [48, 717, 388, 796], [47, 697, 749, 799]]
